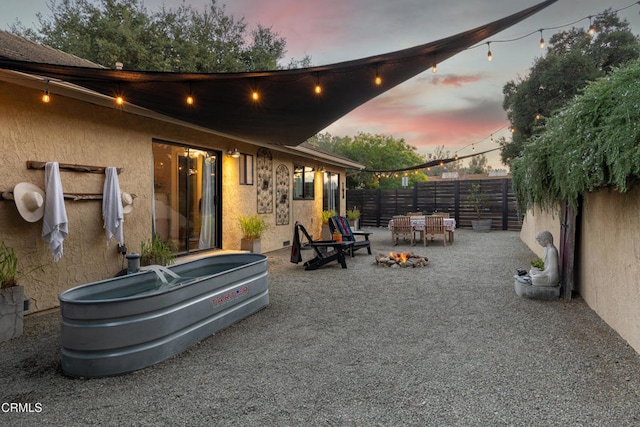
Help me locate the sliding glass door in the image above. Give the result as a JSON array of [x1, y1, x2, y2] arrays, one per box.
[[152, 141, 221, 253]]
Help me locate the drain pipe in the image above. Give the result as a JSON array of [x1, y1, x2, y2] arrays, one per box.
[[125, 253, 141, 275]]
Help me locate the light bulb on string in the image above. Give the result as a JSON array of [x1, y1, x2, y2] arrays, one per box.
[[41, 79, 50, 103], [539, 29, 545, 49], [487, 43, 493, 62], [251, 90, 259, 101], [588, 16, 596, 36], [432, 63, 437, 73], [186, 95, 194, 105], [115, 96, 124, 105], [314, 73, 322, 95], [374, 63, 382, 86]]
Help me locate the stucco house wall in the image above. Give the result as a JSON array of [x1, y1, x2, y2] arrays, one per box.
[[520, 187, 640, 354], [1, 80, 355, 313]]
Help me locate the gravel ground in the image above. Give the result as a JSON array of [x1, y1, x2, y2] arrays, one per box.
[[2, 228, 640, 426]]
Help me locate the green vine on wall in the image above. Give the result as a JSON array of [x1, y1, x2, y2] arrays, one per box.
[[512, 59, 640, 215]]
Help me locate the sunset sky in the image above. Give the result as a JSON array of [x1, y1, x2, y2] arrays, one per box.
[[4, 0, 640, 169]]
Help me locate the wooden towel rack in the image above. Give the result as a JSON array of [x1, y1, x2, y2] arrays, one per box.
[[27, 161, 124, 175], [1, 192, 136, 201]]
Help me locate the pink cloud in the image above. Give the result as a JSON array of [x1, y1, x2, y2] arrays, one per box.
[[430, 74, 482, 87], [325, 95, 509, 156]]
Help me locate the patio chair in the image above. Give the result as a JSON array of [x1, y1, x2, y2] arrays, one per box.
[[328, 216, 372, 256], [391, 215, 414, 246], [291, 222, 353, 270], [423, 215, 447, 247]]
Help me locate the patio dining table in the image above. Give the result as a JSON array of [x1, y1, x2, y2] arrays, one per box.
[[388, 216, 456, 243]]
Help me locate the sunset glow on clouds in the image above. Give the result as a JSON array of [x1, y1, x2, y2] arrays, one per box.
[[5, 0, 640, 169]]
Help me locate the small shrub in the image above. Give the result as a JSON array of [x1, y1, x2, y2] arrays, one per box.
[[530, 258, 544, 269], [321, 210, 337, 224], [238, 214, 269, 240], [141, 235, 176, 266], [346, 207, 360, 220]]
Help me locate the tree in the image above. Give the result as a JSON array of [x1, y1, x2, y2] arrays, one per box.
[[467, 154, 490, 175], [307, 132, 429, 189], [511, 59, 640, 214], [11, 0, 310, 72], [500, 9, 640, 166], [423, 145, 462, 176]]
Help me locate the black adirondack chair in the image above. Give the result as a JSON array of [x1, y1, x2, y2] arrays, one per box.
[[291, 222, 353, 270]]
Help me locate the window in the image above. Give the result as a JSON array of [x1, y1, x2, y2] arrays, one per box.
[[239, 153, 254, 185], [152, 141, 221, 253], [293, 165, 315, 200]]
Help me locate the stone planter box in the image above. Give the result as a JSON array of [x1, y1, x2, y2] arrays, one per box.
[[241, 238, 261, 253]]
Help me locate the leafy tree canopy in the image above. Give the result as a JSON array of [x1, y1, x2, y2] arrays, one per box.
[[511, 59, 640, 214], [501, 9, 640, 166], [307, 132, 429, 189], [11, 0, 311, 72], [423, 145, 462, 177], [466, 154, 491, 175]]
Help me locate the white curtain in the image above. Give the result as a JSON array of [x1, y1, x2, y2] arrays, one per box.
[[198, 156, 216, 249]]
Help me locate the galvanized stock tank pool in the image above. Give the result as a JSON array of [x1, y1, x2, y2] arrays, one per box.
[[58, 253, 268, 378]]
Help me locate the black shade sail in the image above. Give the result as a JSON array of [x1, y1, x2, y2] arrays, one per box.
[[0, 0, 556, 146]]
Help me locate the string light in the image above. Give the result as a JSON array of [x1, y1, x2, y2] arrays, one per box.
[[251, 91, 259, 101], [41, 79, 50, 103], [314, 73, 322, 94], [186, 95, 194, 105], [115, 96, 124, 105], [539, 29, 545, 49], [432, 63, 437, 73], [375, 64, 382, 86], [588, 16, 596, 36], [487, 43, 492, 62]]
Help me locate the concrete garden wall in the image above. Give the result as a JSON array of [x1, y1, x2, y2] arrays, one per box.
[[520, 186, 640, 354]]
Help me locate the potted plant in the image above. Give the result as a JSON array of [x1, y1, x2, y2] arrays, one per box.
[[140, 235, 176, 266], [346, 207, 361, 230], [530, 257, 544, 273], [239, 214, 270, 253], [0, 241, 34, 342], [466, 183, 492, 232], [321, 210, 337, 240]]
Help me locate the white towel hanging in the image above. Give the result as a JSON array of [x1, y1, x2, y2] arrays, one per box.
[[103, 167, 124, 245], [42, 162, 68, 262]]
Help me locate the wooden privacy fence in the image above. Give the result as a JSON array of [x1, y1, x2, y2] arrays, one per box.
[[346, 178, 522, 231]]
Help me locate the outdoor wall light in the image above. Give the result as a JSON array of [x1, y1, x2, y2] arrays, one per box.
[[227, 149, 241, 158]]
